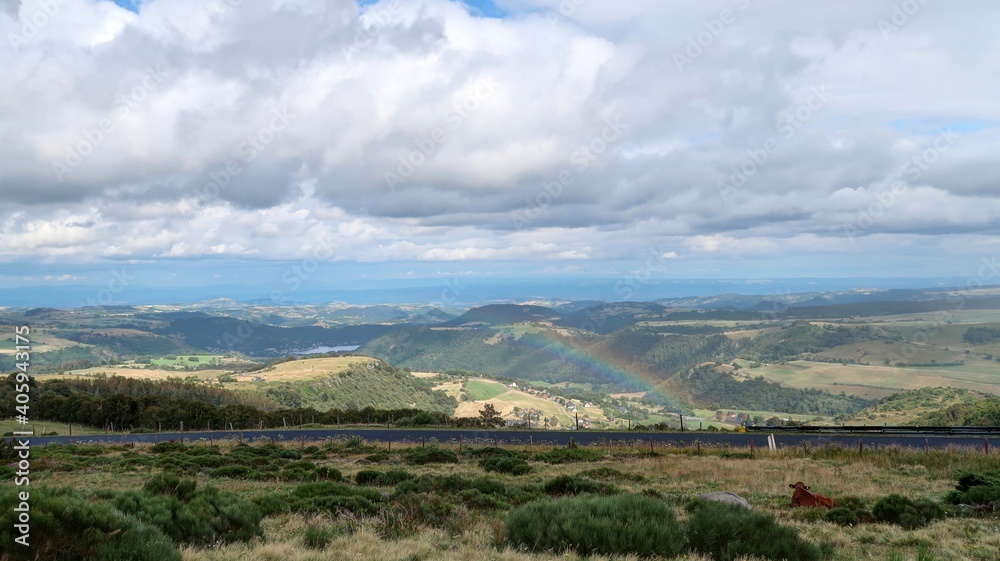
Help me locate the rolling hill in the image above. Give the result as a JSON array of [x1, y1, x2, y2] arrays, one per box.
[[443, 304, 565, 326]]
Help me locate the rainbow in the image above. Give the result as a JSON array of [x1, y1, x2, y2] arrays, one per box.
[[516, 330, 689, 412]]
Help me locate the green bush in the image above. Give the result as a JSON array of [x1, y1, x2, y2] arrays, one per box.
[[355, 469, 415, 486], [836, 496, 868, 511], [946, 470, 1000, 505], [364, 451, 390, 463], [314, 466, 342, 480], [506, 494, 685, 557], [112, 484, 263, 545], [543, 475, 617, 496], [252, 493, 291, 516], [465, 446, 521, 459], [687, 502, 824, 561], [578, 466, 647, 482], [289, 482, 385, 515], [403, 446, 459, 465], [209, 465, 261, 480], [393, 474, 542, 510], [143, 472, 197, 501], [955, 470, 1000, 492], [480, 455, 533, 475], [533, 447, 603, 464], [393, 492, 455, 529], [872, 494, 945, 530], [303, 524, 339, 549], [825, 507, 860, 526], [151, 441, 187, 454], [0, 486, 181, 561], [959, 486, 1000, 506]]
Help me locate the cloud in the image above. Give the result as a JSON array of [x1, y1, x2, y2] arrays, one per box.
[[0, 0, 998, 278]]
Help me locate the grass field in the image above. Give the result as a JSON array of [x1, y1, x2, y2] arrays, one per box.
[[39, 367, 230, 382], [151, 355, 226, 367], [233, 356, 374, 384], [0, 329, 89, 354], [0, 419, 105, 436], [748, 360, 1000, 400], [464, 379, 511, 401], [17, 436, 1000, 561]]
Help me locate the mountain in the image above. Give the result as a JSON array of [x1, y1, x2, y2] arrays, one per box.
[[159, 317, 395, 356], [559, 302, 667, 334], [443, 304, 564, 326]]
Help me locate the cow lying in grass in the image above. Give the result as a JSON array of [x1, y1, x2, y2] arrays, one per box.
[[789, 482, 835, 509]]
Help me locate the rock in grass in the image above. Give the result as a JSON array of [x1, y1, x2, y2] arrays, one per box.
[[699, 491, 752, 510]]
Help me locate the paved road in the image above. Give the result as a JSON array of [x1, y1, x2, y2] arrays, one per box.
[[14, 428, 996, 452]]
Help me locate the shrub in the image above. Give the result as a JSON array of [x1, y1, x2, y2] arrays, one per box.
[[946, 471, 1000, 505], [303, 524, 339, 549], [154, 454, 201, 474], [506, 494, 685, 557], [0, 486, 181, 561], [403, 446, 459, 465], [290, 482, 385, 515], [112, 484, 263, 545], [543, 475, 618, 496], [364, 451, 390, 463], [209, 465, 261, 480], [393, 474, 542, 510], [872, 494, 945, 530], [314, 466, 342, 480], [955, 470, 1000, 492], [480, 455, 533, 475], [151, 441, 187, 454], [825, 507, 860, 526], [687, 502, 823, 561], [392, 492, 454, 530], [252, 493, 291, 516], [355, 469, 415, 486], [958, 486, 1000, 506], [143, 472, 197, 501], [836, 496, 868, 511], [578, 466, 647, 483], [465, 446, 521, 459], [533, 447, 603, 464]]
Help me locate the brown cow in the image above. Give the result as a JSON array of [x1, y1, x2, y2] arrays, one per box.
[[788, 482, 835, 510]]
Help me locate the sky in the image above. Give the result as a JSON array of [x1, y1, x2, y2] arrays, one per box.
[[1, 0, 999, 304]]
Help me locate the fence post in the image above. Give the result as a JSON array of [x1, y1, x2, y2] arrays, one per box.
[[530, 435, 533, 454], [388, 435, 391, 452], [986, 439, 990, 455], [859, 439, 863, 459]]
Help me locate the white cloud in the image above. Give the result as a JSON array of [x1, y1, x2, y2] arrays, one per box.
[[0, 0, 997, 278]]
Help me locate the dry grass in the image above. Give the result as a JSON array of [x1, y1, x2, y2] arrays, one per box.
[[39, 368, 230, 381], [179, 516, 720, 561], [233, 356, 375, 384], [750, 360, 1000, 399], [30, 437, 1000, 561]]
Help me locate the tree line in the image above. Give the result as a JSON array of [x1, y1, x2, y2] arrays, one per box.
[[0, 374, 480, 432]]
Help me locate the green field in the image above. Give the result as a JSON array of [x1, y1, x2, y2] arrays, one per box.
[[150, 355, 225, 367], [464, 379, 510, 401]]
